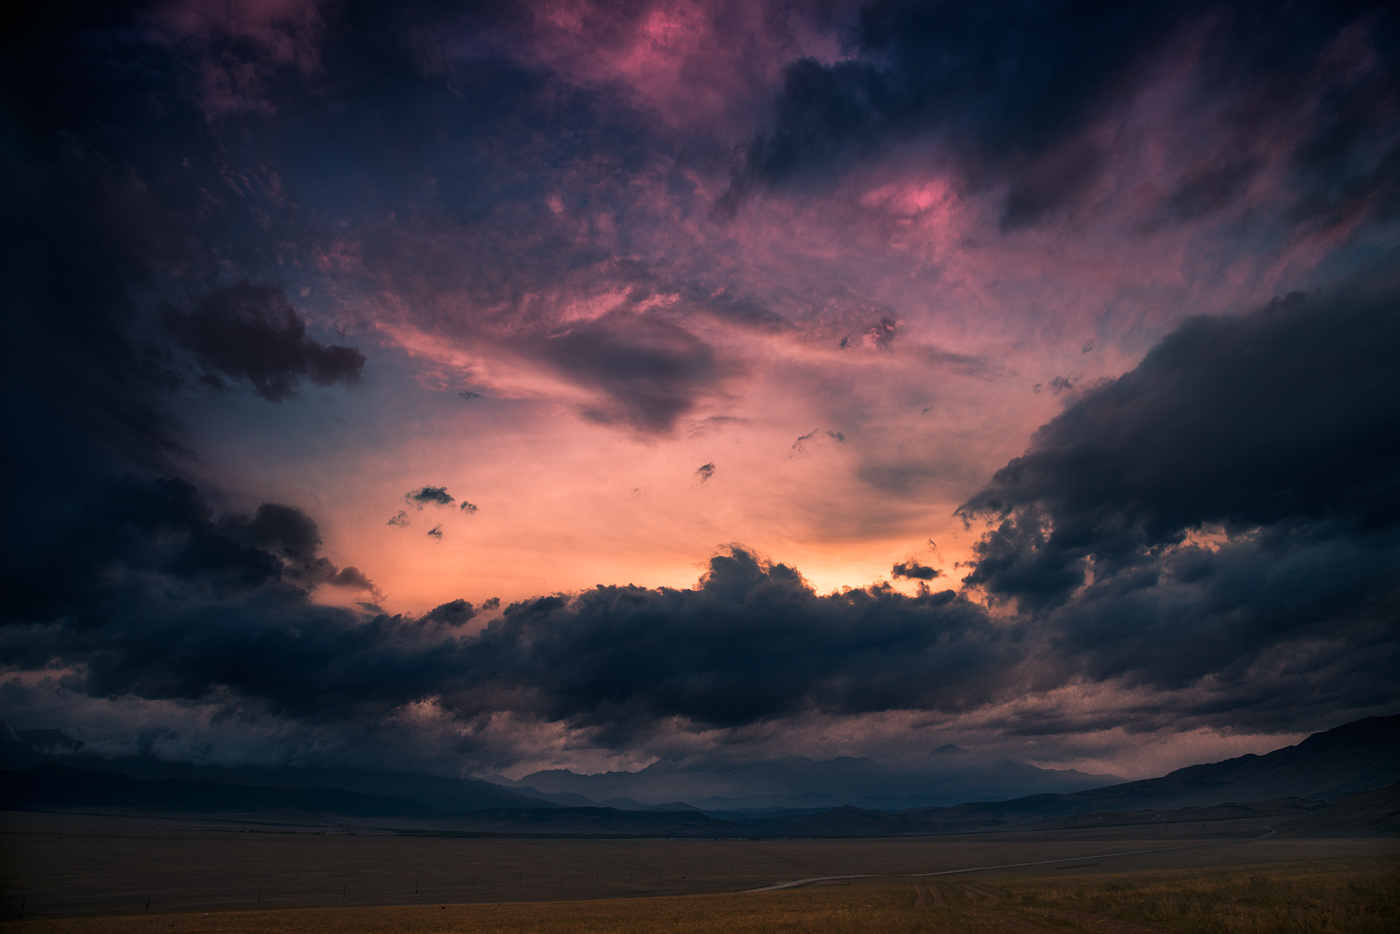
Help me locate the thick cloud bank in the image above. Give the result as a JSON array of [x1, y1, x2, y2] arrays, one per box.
[[957, 283, 1400, 730], [2, 0, 1397, 775], [4, 284, 1397, 768]]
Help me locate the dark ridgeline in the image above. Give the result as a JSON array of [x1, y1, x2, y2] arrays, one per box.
[[2, 716, 1396, 837]]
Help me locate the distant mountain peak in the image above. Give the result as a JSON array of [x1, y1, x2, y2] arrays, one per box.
[[932, 744, 969, 755]]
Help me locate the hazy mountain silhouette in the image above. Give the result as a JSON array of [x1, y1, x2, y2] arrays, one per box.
[[0, 723, 555, 813], [494, 749, 1123, 810], [0, 760, 444, 818], [2, 716, 1395, 837], [900, 715, 1400, 829]]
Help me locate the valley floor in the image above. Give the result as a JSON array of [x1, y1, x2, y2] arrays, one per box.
[[0, 809, 1395, 924], [0, 857, 1396, 934]]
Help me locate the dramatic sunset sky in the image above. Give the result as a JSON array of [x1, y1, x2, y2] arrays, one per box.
[[4, 0, 1398, 784]]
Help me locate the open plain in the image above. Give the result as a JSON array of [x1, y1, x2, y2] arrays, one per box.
[[1, 810, 1395, 930], [0, 851, 1394, 934]]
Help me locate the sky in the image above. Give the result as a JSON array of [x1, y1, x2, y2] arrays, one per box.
[[2, 0, 1398, 786]]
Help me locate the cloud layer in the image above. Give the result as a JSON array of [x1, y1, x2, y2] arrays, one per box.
[[5, 281, 1396, 768], [2, 0, 1397, 778]]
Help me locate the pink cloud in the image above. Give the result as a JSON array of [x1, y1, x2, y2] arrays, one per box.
[[148, 0, 328, 117]]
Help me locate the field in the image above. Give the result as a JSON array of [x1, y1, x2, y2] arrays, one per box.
[[2, 860, 1396, 934], [1, 810, 1395, 932]]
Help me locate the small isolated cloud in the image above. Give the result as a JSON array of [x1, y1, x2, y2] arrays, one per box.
[[892, 561, 943, 581], [793, 429, 846, 456], [790, 429, 819, 457], [1082, 340, 1096, 354], [387, 510, 411, 527], [406, 486, 454, 508], [696, 463, 716, 483], [426, 525, 443, 539], [1048, 376, 1075, 394], [459, 390, 482, 399], [460, 501, 479, 514]]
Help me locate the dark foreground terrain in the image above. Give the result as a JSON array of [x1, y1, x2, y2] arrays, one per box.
[[0, 854, 1395, 934], [1, 807, 1395, 921]]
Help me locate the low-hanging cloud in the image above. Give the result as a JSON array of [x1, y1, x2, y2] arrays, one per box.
[[0, 482, 1018, 744]]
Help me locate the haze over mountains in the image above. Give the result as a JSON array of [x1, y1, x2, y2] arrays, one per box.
[[491, 746, 1123, 811], [0, 726, 549, 814], [3, 716, 1396, 837]]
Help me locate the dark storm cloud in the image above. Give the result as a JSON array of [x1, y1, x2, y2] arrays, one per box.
[[5, 0, 1397, 766], [463, 551, 1006, 736], [219, 502, 376, 592], [955, 279, 1400, 727], [959, 284, 1400, 601], [725, 0, 1400, 230], [4, 473, 1391, 755], [1, 0, 371, 554], [162, 282, 365, 402], [1, 513, 1015, 736], [1, 479, 370, 635], [2, 15, 204, 506], [224, 503, 322, 559]]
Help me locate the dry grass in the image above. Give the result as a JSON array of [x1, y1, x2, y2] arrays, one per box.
[[2, 858, 1394, 934], [16, 809, 1392, 920], [982, 858, 1400, 934]]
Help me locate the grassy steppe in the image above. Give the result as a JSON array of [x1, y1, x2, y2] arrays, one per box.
[[2, 858, 1395, 934]]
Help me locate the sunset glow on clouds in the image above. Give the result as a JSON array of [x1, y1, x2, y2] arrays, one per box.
[[3, 0, 1398, 783]]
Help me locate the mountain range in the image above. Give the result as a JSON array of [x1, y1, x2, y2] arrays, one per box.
[[2, 715, 1396, 837], [488, 745, 1123, 811]]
